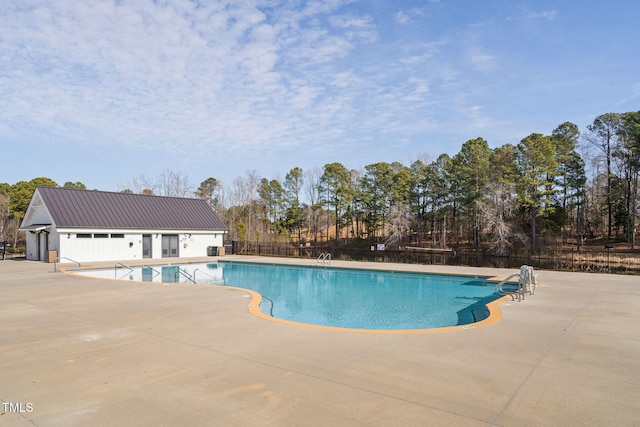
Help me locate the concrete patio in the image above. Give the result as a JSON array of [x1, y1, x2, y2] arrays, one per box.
[[1, 256, 638, 426]]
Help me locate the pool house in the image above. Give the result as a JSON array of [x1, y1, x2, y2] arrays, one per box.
[[20, 186, 227, 263]]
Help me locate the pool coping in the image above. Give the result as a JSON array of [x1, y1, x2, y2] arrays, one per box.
[[62, 256, 516, 334]]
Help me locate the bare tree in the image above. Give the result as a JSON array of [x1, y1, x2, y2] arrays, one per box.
[[586, 113, 622, 240], [385, 203, 411, 248], [124, 175, 158, 195], [5, 217, 21, 248], [477, 195, 525, 255], [0, 194, 10, 241], [214, 182, 229, 216], [227, 170, 262, 242], [304, 167, 324, 242], [158, 169, 193, 197], [304, 167, 322, 207]]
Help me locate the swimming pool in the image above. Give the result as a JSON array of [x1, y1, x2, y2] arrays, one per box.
[[73, 261, 504, 331]]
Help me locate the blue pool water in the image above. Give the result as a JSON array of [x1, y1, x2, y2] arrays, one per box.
[[76, 261, 501, 330]]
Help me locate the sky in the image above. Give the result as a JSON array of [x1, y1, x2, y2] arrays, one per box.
[[1, 0, 639, 192]]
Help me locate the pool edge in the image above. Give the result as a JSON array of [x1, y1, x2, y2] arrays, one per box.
[[62, 266, 512, 334]]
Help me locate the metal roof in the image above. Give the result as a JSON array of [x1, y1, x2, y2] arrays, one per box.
[[35, 187, 227, 230]]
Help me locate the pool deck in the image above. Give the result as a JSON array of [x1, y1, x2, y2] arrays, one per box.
[[1, 256, 638, 426]]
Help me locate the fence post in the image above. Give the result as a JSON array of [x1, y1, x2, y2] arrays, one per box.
[[571, 248, 574, 271]]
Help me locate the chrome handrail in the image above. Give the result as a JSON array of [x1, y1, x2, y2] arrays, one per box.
[[317, 252, 331, 265], [494, 266, 537, 302], [54, 256, 81, 272], [193, 268, 216, 283], [115, 262, 133, 272], [114, 263, 134, 279], [175, 267, 196, 284], [142, 265, 160, 278], [495, 273, 526, 301]]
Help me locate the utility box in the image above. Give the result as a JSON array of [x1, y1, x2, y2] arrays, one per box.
[[45, 250, 58, 263]]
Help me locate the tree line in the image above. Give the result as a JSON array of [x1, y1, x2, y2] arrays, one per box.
[[2, 111, 639, 253], [211, 111, 640, 253]]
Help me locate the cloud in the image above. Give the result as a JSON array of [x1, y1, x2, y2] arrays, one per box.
[[330, 13, 378, 42], [525, 10, 557, 21], [3, 0, 630, 191], [1, 1, 355, 152], [401, 41, 447, 64], [394, 7, 425, 25], [506, 9, 558, 22], [468, 47, 495, 70], [1, 0, 449, 164]]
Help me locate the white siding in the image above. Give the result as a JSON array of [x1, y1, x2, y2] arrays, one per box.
[[25, 229, 56, 261], [54, 228, 225, 263], [178, 233, 224, 258], [64, 233, 138, 263], [24, 232, 39, 261]]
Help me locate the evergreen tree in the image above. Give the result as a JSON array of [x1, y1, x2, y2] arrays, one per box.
[[552, 122, 584, 244], [319, 162, 351, 240], [515, 134, 558, 250], [453, 138, 491, 248]]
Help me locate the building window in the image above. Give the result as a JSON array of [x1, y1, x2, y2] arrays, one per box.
[[110, 234, 125, 238], [77, 233, 92, 238], [94, 233, 109, 238]]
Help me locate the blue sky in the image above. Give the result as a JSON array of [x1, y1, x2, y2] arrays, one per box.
[[1, 0, 639, 192]]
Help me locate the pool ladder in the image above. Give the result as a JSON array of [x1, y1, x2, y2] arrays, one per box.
[[494, 265, 537, 302], [317, 252, 331, 265]]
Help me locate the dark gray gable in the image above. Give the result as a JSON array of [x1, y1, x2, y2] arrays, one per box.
[[37, 187, 226, 230]]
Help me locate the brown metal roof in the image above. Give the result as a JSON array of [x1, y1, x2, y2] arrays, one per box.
[[36, 187, 226, 230]]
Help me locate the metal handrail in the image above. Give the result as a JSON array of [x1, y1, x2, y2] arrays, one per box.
[[114, 263, 134, 279], [494, 273, 520, 293], [260, 295, 274, 317], [193, 268, 217, 283], [523, 266, 537, 295], [317, 252, 331, 265], [494, 273, 525, 301], [175, 267, 196, 284], [115, 263, 133, 273], [54, 256, 81, 272], [142, 265, 160, 278], [494, 266, 537, 302]]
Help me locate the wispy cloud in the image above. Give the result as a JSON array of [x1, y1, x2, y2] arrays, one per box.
[[506, 8, 558, 22], [2, 1, 366, 153], [0, 0, 637, 189], [525, 10, 557, 21], [394, 8, 425, 25], [468, 47, 495, 70]]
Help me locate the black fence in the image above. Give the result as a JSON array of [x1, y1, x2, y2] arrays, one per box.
[[227, 241, 640, 275]]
